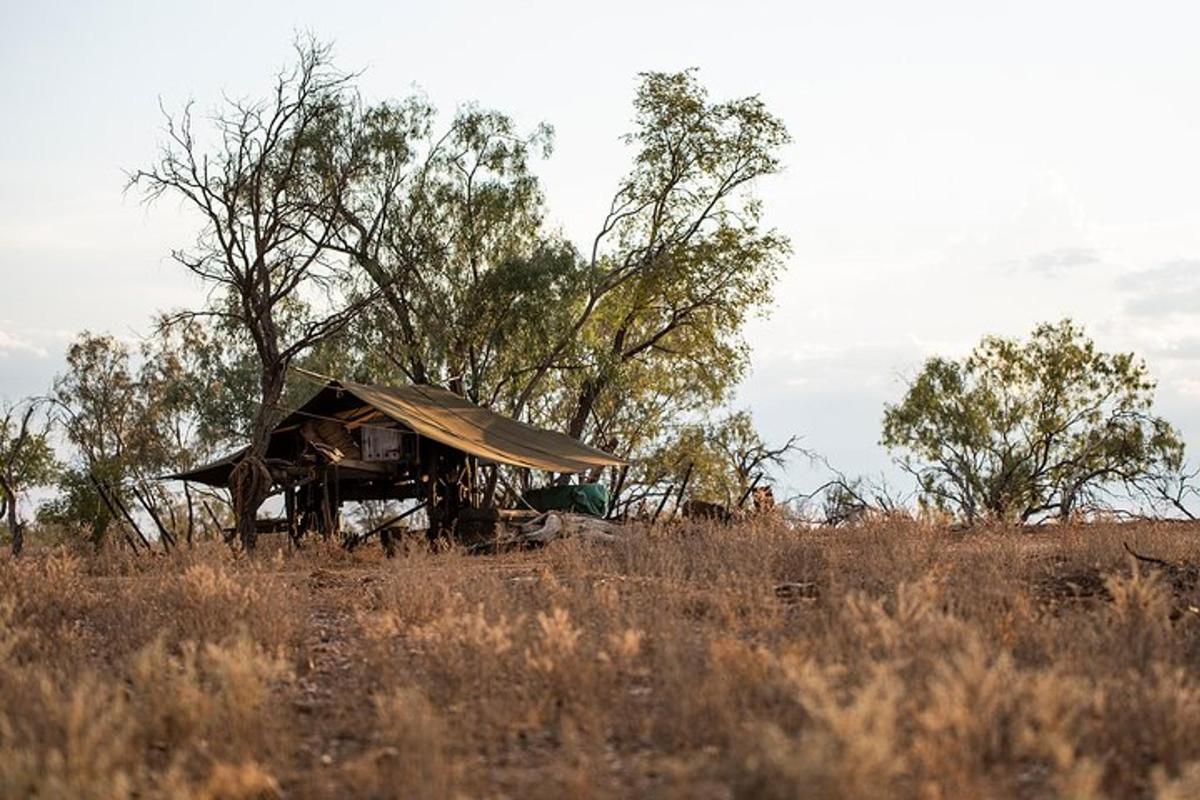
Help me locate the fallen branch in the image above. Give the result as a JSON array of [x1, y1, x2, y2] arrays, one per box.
[[344, 502, 428, 551], [472, 512, 625, 552], [1122, 541, 1173, 569]]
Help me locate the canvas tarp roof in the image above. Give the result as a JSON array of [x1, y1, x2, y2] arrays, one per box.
[[336, 380, 624, 473], [166, 379, 625, 484], [163, 448, 246, 486]]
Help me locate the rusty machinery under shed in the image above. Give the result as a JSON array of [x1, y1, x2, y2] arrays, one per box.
[[168, 378, 626, 546]]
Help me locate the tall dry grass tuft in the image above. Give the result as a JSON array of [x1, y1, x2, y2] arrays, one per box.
[[0, 541, 304, 797], [3, 518, 1200, 796], [346, 687, 460, 799], [0, 672, 138, 800]]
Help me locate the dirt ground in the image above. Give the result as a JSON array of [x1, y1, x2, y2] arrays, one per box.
[[3, 518, 1200, 799]]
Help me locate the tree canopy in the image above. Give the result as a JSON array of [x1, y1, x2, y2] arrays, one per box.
[[129, 39, 390, 546], [0, 399, 58, 554], [15, 39, 800, 549], [317, 66, 790, 472], [882, 320, 1185, 523]]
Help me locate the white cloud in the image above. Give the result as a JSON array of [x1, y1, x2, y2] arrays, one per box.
[[1119, 260, 1200, 319], [1027, 246, 1100, 274], [1147, 336, 1200, 362], [1174, 379, 1200, 400], [0, 328, 47, 359]]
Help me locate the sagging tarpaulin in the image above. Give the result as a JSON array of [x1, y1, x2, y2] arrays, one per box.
[[336, 380, 623, 473], [165, 379, 625, 486]]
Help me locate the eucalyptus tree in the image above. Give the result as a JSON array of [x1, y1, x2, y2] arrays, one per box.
[[333, 69, 789, 467], [515, 69, 791, 455], [628, 410, 801, 512], [0, 399, 57, 555], [130, 39, 382, 548], [51, 334, 141, 477], [317, 95, 568, 405], [882, 320, 1186, 523], [48, 332, 192, 548], [47, 333, 141, 545], [44, 325, 240, 548]]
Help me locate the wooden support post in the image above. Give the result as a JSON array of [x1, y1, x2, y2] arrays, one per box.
[[426, 452, 442, 541], [88, 472, 143, 552], [183, 481, 195, 547], [482, 464, 499, 509], [131, 483, 176, 551], [284, 486, 299, 549], [607, 464, 630, 520], [320, 468, 334, 539], [737, 473, 764, 510], [297, 483, 311, 540], [674, 463, 694, 513], [331, 465, 342, 540], [650, 483, 675, 526], [380, 528, 396, 558]]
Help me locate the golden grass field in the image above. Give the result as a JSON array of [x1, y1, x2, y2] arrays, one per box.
[[2, 518, 1200, 799]]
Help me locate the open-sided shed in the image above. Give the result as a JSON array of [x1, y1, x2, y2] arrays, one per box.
[[168, 378, 625, 542]]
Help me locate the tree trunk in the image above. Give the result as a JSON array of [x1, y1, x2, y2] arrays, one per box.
[[3, 483, 21, 557], [566, 378, 603, 441], [232, 367, 286, 551], [553, 378, 607, 486], [183, 481, 195, 547]]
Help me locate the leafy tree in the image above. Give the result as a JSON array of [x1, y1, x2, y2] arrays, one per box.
[[882, 320, 1185, 524], [37, 468, 114, 543], [519, 70, 790, 451], [319, 68, 790, 493], [49, 333, 149, 546], [319, 95, 566, 404], [0, 399, 58, 555], [623, 411, 800, 514], [130, 38, 381, 549], [52, 334, 142, 476], [47, 329, 215, 549]]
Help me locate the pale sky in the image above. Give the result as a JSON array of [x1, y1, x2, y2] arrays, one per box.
[[2, 0, 1199, 495]]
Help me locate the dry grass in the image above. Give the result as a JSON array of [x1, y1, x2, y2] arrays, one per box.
[[2, 518, 1200, 798]]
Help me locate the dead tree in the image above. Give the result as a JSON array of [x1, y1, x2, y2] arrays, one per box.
[[130, 38, 382, 550]]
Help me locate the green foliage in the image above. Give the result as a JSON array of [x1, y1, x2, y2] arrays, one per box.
[[114, 41, 790, 535], [635, 411, 800, 507], [325, 94, 568, 405], [47, 326, 236, 544], [48, 334, 145, 540], [882, 320, 1185, 523], [552, 69, 790, 454], [0, 399, 59, 540], [36, 467, 114, 540], [316, 63, 790, 476], [0, 406, 57, 488]]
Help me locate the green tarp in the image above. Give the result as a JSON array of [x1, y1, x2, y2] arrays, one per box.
[[522, 483, 609, 518]]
